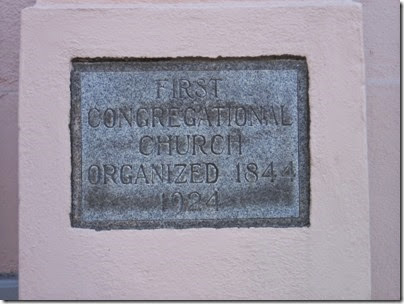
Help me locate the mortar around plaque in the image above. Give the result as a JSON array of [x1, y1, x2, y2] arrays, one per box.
[[70, 57, 310, 230]]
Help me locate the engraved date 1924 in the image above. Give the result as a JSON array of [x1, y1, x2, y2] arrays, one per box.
[[161, 191, 219, 212]]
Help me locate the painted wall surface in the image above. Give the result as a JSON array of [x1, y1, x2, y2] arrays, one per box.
[[0, 0, 35, 275], [18, 0, 370, 300], [356, 0, 400, 300], [0, 0, 399, 300]]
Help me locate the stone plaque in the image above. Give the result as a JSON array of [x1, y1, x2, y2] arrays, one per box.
[[70, 57, 310, 230]]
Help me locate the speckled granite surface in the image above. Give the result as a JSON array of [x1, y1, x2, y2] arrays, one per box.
[[70, 57, 309, 230]]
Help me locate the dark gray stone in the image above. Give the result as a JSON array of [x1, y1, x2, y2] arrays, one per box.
[[70, 57, 310, 230], [0, 275, 18, 300]]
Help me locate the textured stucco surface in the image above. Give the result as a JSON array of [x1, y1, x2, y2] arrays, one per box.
[[0, 0, 35, 275], [356, 0, 400, 300], [19, 0, 370, 300]]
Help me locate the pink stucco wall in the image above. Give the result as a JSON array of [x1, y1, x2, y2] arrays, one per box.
[[358, 0, 400, 299], [0, 0, 400, 300], [18, 0, 370, 300], [0, 0, 35, 275]]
